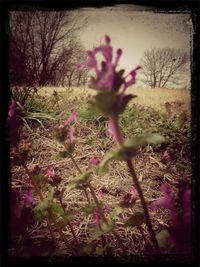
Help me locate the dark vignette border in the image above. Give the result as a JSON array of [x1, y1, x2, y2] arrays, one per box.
[[0, 0, 199, 267]]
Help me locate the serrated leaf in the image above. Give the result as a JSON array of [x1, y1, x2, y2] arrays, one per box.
[[175, 112, 186, 130], [32, 173, 48, 187], [62, 209, 76, 223], [98, 133, 165, 172], [34, 189, 54, 213], [124, 212, 145, 227], [34, 209, 49, 223], [91, 91, 118, 116], [156, 229, 175, 250], [69, 171, 92, 186], [89, 222, 114, 242], [81, 203, 96, 216], [51, 202, 64, 216], [109, 207, 123, 221]]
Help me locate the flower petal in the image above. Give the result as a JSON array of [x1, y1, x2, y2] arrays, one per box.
[[64, 112, 78, 127]]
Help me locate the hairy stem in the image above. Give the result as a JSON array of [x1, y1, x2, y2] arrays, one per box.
[[58, 194, 79, 246], [110, 116, 161, 254], [69, 154, 91, 203]]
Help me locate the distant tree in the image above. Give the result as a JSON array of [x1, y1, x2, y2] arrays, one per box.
[[140, 48, 189, 88], [9, 11, 86, 86]]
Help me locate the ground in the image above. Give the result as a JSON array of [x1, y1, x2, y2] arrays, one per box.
[[9, 86, 192, 261]]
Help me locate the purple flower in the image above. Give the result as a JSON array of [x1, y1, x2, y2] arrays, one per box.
[[130, 185, 138, 202], [87, 157, 100, 170], [92, 204, 110, 225], [162, 150, 171, 163], [151, 184, 176, 224], [67, 127, 75, 143], [46, 166, 55, 178], [64, 112, 78, 127], [78, 35, 140, 93], [23, 189, 33, 207], [8, 99, 16, 118]]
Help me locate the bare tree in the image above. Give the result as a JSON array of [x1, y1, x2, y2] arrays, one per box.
[[9, 11, 86, 86], [140, 48, 189, 88]]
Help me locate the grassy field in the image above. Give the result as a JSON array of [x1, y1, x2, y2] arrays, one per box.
[[37, 86, 191, 112], [10, 85, 192, 259]]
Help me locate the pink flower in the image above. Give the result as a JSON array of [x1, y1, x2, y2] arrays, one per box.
[[64, 112, 78, 127], [24, 189, 33, 207], [8, 99, 16, 118], [92, 205, 110, 225], [78, 35, 140, 93], [162, 150, 171, 163], [130, 185, 138, 202], [151, 184, 176, 223], [96, 189, 103, 199], [46, 166, 55, 178], [67, 127, 75, 142], [87, 157, 99, 170], [124, 66, 141, 89]]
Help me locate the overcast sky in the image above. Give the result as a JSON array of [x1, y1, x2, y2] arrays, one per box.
[[77, 5, 192, 87]]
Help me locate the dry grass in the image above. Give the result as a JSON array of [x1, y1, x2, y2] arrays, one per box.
[[38, 86, 190, 112], [10, 86, 192, 259]]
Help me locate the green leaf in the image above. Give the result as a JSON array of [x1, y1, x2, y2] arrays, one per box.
[[175, 112, 186, 130], [34, 209, 49, 223], [34, 189, 54, 213], [109, 207, 123, 221], [51, 202, 64, 216], [32, 173, 48, 187], [98, 133, 165, 172], [89, 222, 114, 242], [81, 203, 96, 216], [124, 212, 145, 227], [156, 229, 175, 250], [62, 209, 77, 223], [69, 171, 92, 186], [90, 91, 118, 116]]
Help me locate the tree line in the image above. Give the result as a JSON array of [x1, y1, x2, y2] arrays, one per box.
[[9, 11, 189, 89]]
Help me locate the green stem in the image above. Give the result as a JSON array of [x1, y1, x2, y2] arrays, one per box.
[[110, 116, 161, 254], [58, 194, 79, 246], [69, 154, 91, 203], [126, 159, 160, 253]]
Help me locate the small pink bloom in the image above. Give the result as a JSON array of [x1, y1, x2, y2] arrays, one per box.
[[46, 166, 55, 178], [87, 157, 99, 170], [97, 189, 103, 199], [105, 35, 111, 45], [8, 99, 16, 118], [130, 185, 138, 202], [24, 189, 33, 206], [64, 112, 78, 127], [103, 204, 110, 216], [93, 210, 101, 225], [151, 184, 176, 224], [162, 150, 171, 162], [114, 48, 123, 67], [67, 127, 75, 143], [125, 66, 141, 88], [92, 205, 110, 225]]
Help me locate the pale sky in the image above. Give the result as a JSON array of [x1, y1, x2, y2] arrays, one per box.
[[76, 6, 192, 87]]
